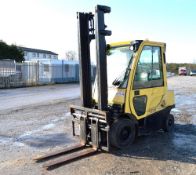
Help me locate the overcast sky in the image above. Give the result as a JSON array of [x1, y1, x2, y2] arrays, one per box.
[[0, 0, 196, 63]]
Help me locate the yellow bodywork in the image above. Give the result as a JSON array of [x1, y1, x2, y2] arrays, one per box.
[[93, 40, 175, 120]]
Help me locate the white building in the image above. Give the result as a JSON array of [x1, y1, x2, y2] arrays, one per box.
[[18, 47, 58, 61]]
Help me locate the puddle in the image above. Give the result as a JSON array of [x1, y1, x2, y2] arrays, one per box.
[[51, 112, 70, 123], [0, 114, 69, 147], [14, 141, 25, 147], [18, 123, 57, 139], [19, 133, 74, 148], [175, 94, 196, 107], [192, 115, 196, 125], [0, 112, 72, 148], [173, 133, 196, 151], [0, 136, 25, 147], [0, 136, 13, 144], [65, 112, 71, 116], [171, 98, 196, 124], [18, 116, 68, 139], [171, 108, 181, 113], [42, 123, 55, 130]]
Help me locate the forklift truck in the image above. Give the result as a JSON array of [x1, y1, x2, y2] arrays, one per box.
[[35, 5, 175, 169]]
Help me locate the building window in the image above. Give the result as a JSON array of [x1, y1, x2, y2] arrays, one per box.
[[24, 51, 27, 56], [32, 52, 36, 57], [48, 54, 51, 58], [43, 54, 46, 58], [44, 64, 49, 72], [37, 53, 39, 57]]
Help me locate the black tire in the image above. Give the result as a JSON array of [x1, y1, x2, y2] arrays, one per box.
[[110, 118, 136, 149], [163, 114, 174, 132]]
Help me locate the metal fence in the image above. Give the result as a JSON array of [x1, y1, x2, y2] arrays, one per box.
[[0, 60, 96, 88]]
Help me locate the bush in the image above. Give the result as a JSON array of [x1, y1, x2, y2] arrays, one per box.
[[0, 40, 24, 62]]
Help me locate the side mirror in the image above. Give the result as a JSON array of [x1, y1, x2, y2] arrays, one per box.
[[130, 40, 143, 52], [112, 79, 121, 86]]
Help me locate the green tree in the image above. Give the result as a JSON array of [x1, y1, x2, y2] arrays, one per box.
[[0, 40, 24, 62]]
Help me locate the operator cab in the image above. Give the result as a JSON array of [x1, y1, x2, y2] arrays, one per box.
[[93, 40, 174, 121]]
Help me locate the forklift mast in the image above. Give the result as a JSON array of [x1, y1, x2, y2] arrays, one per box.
[[77, 5, 111, 110]]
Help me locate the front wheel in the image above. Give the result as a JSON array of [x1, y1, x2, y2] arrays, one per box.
[[109, 118, 136, 149], [163, 114, 174, 132]]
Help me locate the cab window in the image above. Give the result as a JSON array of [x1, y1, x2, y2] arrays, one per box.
[[133, 46, 163, 89]]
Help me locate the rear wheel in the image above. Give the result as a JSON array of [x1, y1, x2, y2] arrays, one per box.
[[110, 118, 136, 149], [163, 114, 174, 132]]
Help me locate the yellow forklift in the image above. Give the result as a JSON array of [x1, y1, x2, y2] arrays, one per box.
[[35, 5, 175, 169]]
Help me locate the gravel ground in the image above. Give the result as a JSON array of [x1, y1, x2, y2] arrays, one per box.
[[0, 76, 195, 175]]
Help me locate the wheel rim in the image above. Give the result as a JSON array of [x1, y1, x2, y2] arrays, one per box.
[[168, 118, 173, 127], [119, 126, 131, 142]]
